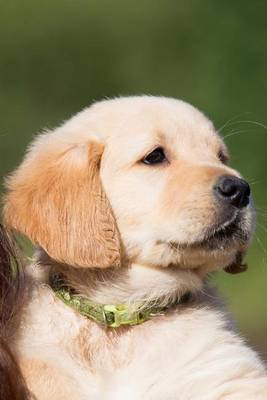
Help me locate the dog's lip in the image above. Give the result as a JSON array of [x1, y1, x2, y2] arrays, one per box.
[[203, 213, 239, 242], [169, 212, 240, 250]]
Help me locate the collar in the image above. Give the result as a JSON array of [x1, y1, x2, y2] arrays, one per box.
[[51, 277, 191, 328]]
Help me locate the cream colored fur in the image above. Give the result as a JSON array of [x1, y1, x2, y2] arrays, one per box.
[[4, 96, 267, 399]]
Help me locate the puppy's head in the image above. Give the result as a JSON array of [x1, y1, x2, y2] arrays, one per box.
[[4, 97, 255, 274]]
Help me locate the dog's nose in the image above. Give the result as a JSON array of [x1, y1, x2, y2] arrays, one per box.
[[214, 175, 251, 208]]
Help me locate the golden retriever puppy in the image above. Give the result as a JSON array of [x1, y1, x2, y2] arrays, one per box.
[[3, 96, 267, 399]]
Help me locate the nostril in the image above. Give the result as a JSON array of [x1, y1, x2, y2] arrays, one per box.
[[217, 178, 239, 197], [243, 183, 251, 198], [214, 175, 251, 208]]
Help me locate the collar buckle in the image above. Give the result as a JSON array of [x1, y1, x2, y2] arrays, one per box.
[[103, 304, 145, 328]]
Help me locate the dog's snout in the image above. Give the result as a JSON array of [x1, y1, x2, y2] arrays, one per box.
[[214, 175, 251, 208]]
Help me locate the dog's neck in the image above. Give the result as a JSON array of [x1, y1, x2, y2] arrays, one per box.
[[34, 250, 203, 308]]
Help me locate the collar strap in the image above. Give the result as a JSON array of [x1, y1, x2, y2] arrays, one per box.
[[52, 286, 191, 328]]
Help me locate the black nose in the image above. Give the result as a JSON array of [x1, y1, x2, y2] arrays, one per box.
[[214, 175, 251, 208]]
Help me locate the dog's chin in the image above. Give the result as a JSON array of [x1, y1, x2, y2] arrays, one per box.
[[167, 212, 253, 272], [193, 217, 250, 251], [174, 212, 252, 252]]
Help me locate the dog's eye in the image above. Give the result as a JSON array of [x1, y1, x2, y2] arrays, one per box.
[[142, 147, 167, 165], [218, 150, 229, 164]]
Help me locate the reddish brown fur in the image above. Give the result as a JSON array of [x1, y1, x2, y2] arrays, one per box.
[[4, 142, 121, 269], [0, 225, 31, 400]]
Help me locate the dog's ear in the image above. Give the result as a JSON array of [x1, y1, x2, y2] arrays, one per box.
[[4, 136, 121, 268]]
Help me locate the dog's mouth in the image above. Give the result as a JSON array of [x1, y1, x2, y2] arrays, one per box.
[[170, 211, 252, 252], [196, 211, 253, 252], [201, 214, 241, 247]]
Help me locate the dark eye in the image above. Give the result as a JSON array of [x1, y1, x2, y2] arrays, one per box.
[[142, 147, 167, 165], [218, 149, 229, 164]]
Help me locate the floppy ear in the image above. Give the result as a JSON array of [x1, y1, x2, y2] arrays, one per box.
[[4, 137, 121, 268]]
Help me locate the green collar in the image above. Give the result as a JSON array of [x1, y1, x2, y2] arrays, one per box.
[[51, 280, 191, 328]]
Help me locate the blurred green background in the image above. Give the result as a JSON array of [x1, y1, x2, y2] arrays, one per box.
[[0, 1, 266, 356]]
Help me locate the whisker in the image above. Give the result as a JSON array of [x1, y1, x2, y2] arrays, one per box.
[[257, 222, 267, 235], [255, 235, 267, 268], [256, 209, 267, 215], [247, 179, 262, 185], [223, 129, 251, 140], [218, 112, 253, 133], [256, 206, 267, 212], [222, 119, 267, 134], [238, 120, 267, 131]]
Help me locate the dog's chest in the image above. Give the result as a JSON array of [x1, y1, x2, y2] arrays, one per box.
[[16, 286, 267, 400], [17, 289, 202, 399], [16, 287, 143, 398]]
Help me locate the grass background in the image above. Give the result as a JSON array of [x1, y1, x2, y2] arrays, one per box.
[[0, 1, 266, 356]]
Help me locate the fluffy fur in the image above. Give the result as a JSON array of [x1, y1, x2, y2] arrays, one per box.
[[2, 96, 267, 399]]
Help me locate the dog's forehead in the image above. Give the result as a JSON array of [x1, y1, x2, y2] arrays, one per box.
[[91, 96, 213, 135], [87, 97, 222, 157]]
